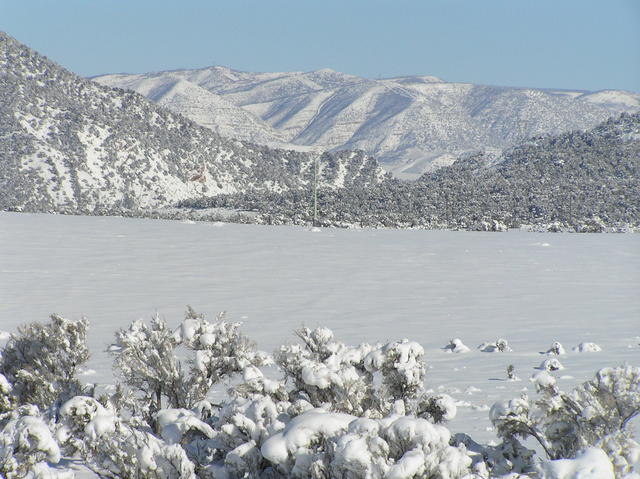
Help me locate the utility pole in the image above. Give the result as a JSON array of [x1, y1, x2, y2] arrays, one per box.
[[569, 191, 573, 225], [313, 158, 319, 227], [444, 193, 450, 226]]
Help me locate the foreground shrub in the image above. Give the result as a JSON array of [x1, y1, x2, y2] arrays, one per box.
[[0, 405, 62, 478], [56, 395, 196, 479], [490, 365, 640, 477], [111, 307, 270, 423], [276, 327, 429, 418], [0, 315, 89, 414], [1, 310, 637, 478]]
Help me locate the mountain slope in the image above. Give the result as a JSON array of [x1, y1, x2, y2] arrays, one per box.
[[414, 112, 640, 227], [95, 67, 640, 178], [0, 33, 387, 214], [190, 113, 640, 230]]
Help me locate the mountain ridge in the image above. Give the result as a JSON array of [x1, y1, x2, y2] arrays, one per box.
[[94, 65, 640, 178], [185, 112, 640, 231], [0, 32, 387, 214]]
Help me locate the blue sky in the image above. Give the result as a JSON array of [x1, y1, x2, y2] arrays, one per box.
[[1, 0, 638, 92]]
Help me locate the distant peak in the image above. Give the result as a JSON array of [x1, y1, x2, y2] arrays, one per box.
[[207, 65, 233, 72], [385, 75, 445, 84]]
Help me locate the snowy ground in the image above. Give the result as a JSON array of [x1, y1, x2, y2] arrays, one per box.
[[1, 212, 638, 443]]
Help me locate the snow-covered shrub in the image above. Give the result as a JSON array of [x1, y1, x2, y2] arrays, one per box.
[[261, 408, 472, 479], [204, 366, 290, 478], [442, 338, 470, 353], [380, 415, 471, 479], [472, 220, 508, 232], [547, 221, 567, 233], [489, 394, 552, 455], [112, 307, 269, 417], [453, 432, 536, 477], [596, 430, 640, 477], [561, 365, 640, 476], [276, 327, 426, 417], [572, 342, 602, 353], [156, 408, 215, 446], [276, 327, 377, 416], [203, 328, 458, 478], [3, 312, 634, 479], [539, 447, 614, 479], [0, 405, 61, 478], [175, 308, 271, 399], [530, 371, 558, 394], [57, 395, 196, 479], [111, 314, 181, 418], [578, 216, 607, 233], [415, 393, 457, 424], [261, 408, 354, 477], [545, 341, 566, 355], [109, 308, 271, 477], [0, 315, 89, 413], [364, 339, 426, 411], [538, 358, 564, 372], [0, 373, 14, 414], [478, 338, 511, 353], [490, 365, 640, 475]]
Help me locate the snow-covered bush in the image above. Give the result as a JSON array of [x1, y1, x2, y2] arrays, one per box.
[[472, 220, 508, 232], [551, 366, 640, 460], [478, 338, 511, 353], [596, 430, 640, 477], [545, 341, 566, 355], [276, 327, 427, 417], [453, 431, 536, 477], [156, 408, 215, 446], [572, 342, 602, 353], [275, 327, 377, 416], [530, 371, 558, 394], [506, 364, 519, 381], [415, 393, 458, 424], [364, 339, 427, 411], [196, 328, 459, 478], [1, 312, 637, 479], [204, 366, 290, 477], [539, 447, 614, 479], [0, 405, 61, 478], [111, 307, 270, 418], [578, 216, 607, 233], [490, 366, 640, 476], [111, 313, 181, 416], [538, 358, 564, 372], [261, 408, 472, 479], [0, 373, 14, 414], [442, 338, 470, 353], [57, 395, 196, 479], [0, 315, 89, 413]]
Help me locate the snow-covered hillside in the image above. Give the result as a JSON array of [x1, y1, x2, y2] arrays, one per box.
[[0, 33, 387, 213], [138, 78, 292, 147], [95, 66, 640, 178]]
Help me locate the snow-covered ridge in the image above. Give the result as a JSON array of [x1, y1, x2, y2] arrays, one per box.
[[0, 32, 388, 214], [94, 65, 640, 179]]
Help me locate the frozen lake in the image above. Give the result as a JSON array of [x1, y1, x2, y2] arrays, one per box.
[[1, 212, 639, 440]]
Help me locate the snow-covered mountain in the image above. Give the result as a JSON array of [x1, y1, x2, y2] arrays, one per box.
[[0, 33, 387, 214], [191, 113, 640, 230], [95, 66, 640, 178]]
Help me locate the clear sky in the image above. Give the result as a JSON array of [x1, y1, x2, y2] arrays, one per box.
[[1, 0, 639, 92]]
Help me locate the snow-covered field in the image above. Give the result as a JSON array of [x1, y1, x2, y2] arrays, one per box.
[[1, 212, 638, 442]]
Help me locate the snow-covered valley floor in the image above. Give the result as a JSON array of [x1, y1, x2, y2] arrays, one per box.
[[1, 212, 638, 443]]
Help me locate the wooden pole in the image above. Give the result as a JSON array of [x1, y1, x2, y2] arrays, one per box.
[[313, 158, 318, 227]]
